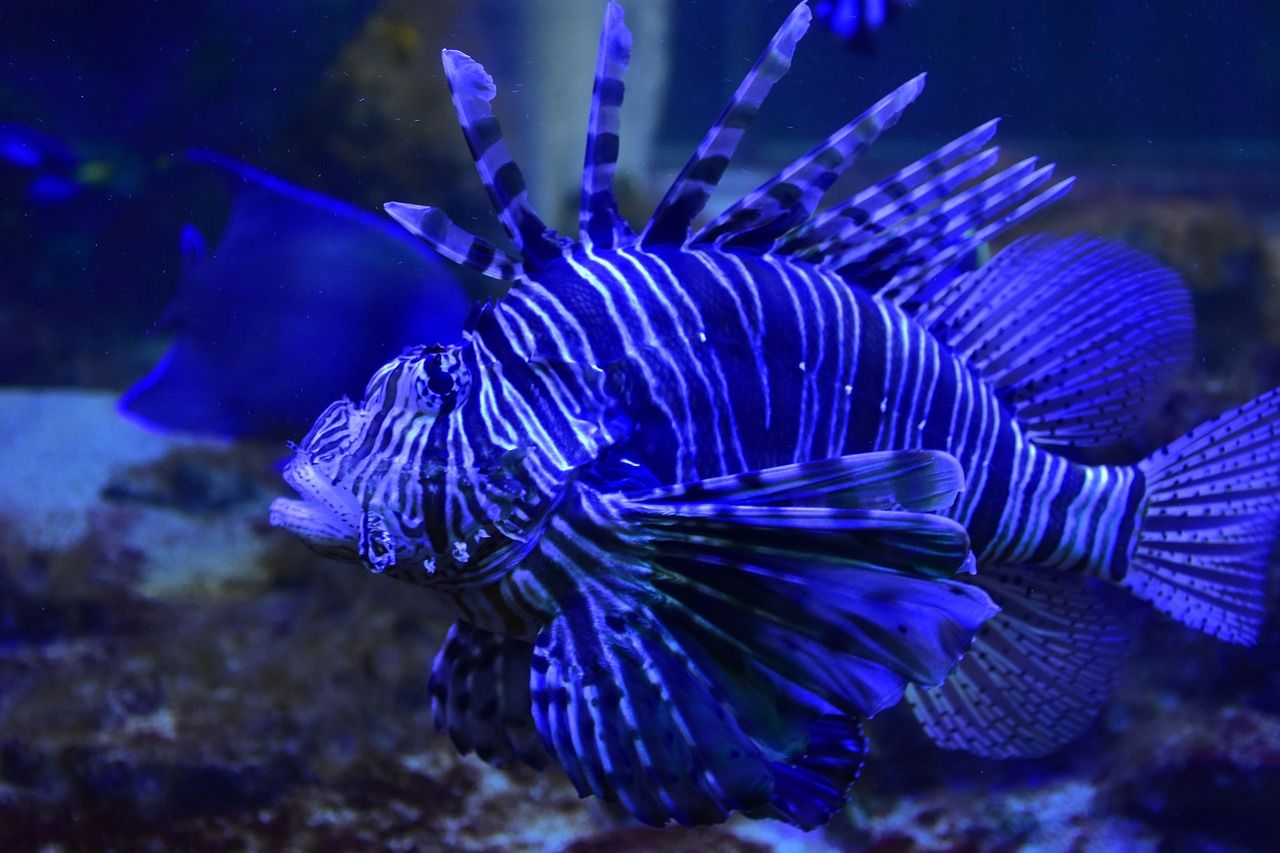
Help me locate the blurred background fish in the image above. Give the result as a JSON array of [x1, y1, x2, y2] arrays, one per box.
[[812, 0, 915, 49], [0, 124, 124, 206], [118, 153, 469, 439]]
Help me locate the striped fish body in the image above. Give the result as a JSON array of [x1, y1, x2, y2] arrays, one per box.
[[480, 245, 1137, 580], [272, 0, 1280, 828]]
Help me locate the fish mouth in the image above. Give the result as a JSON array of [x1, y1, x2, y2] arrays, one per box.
[[269, 452, 361, 558]]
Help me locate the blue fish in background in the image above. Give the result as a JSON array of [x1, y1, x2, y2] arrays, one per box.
[[270, 1, 1278, 829], [120, 153, 470, 439], [0, 123, 120, 205], [0, 0, 385, 392], [813, 0, 915, 48]]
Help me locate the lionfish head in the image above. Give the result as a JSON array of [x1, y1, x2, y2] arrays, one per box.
[[270, 342, 558, 584]]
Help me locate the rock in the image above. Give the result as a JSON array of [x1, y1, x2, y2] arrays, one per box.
[[0, 388, 283, 597], [847, 778, 1159, 853], [0, 389, 202, 552], [1106, 706, 1280, 845]]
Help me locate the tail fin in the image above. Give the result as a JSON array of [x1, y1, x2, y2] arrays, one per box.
[[1128, 388, 1280, 644]]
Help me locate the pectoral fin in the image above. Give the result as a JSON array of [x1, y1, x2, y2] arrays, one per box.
[[428, 621, 548, 770], [599, 450, 995, 716], [524, 449, 996, 826]]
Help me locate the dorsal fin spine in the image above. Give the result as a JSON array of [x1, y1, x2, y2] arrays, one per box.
[[580, 0, 636, 250], [790, 146, 1001, 265], [775, 119, 1000, 259], [640, 2, 813, 248], [383, 201, 524, 280], [440, 49, 570, 269], [693, 73, 927, 250], [880, 176, 1075, 298], [828, 158, 1053, 275]]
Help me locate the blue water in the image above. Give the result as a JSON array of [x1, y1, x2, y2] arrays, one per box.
[[1, 1, 1277, 850]]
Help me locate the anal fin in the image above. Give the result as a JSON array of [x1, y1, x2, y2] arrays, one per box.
[[906, 563, 1138, 759]]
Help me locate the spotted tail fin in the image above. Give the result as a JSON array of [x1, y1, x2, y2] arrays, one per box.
[[907, 564, 1138, 759], [579, 0, 636, 250], [1129, 388, 1280, 644], [641, 2, 812, 247]]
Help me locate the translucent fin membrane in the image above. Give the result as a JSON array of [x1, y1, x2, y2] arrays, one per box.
[[910, 236, 1195, 447], [908, 565, 1136, 759], [1131, 387, 1280, 644]]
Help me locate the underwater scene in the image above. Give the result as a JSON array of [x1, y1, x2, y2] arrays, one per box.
[[3, 0, 1280, 850]]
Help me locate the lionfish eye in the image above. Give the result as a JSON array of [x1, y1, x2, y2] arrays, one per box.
[[426, 372, 454, 396], [412, 344, 470, 413]]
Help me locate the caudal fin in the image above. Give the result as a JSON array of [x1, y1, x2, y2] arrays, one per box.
[[1129, 388, 1280, 644]]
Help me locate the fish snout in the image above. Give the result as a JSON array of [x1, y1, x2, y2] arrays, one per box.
[[271, 452, 361, 558]]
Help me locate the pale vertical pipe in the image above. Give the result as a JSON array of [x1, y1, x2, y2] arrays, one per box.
[[524, 0, 674, 232]]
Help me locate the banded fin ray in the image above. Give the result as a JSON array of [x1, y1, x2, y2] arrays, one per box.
[[534, 589, 871, 828], [877, 173, 1075, 299], [694, 73, 926, 250], [532, 586, 774, 827], [528, 449, 995, 826], [906, 564, 1137, 759], [631, 448, 964, 512], [384, 202, 524, 280], [641, 1, 812, 247], [603, 449, 996, 714], [428, 621, 549, 769], [774, 119, 1000, 260], [913, 235, 1194, 447], [579, 0, 636, 250], [830, 157, 1064, 283], [440, 49, 568, 268]]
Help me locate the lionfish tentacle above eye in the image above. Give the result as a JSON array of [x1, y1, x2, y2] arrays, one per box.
[[639, 1, 813, 248], [439, 48, 574, 270], [580, 0, 637, 251]]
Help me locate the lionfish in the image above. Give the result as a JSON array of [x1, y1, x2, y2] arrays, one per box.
[[271, 1, 1279, 829]]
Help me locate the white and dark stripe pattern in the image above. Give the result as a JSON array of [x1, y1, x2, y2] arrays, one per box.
[[694, 74, 926, 249], [579, 0, 636, 250], [640, 2, 812, 247], [471, 244, 1139, 586], [440, 49, 566, 268], [270, 0, 1280, 828], [384, 202, 523, 280]]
